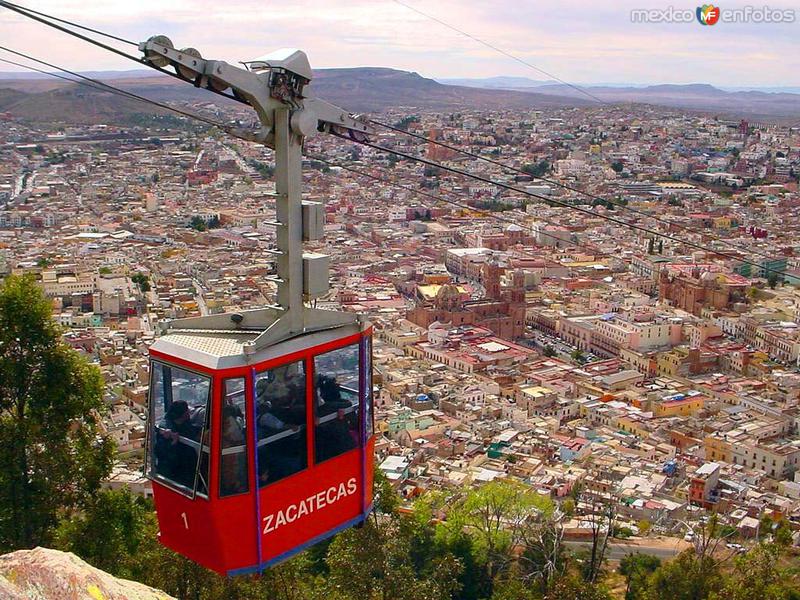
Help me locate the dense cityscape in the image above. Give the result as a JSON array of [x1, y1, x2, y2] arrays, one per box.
[[2, 12, 800, 591]]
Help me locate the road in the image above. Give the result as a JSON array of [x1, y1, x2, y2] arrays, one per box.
[[565, 537, 689, 560], [193, 279, 209, 316]]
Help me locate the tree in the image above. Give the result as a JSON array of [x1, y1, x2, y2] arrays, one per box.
[[55, 488, 151, 579], [0, 274, 113, 550], [522, 161, 550, 178], [393, 115, 419, 131], [131, 272, 151, 293], [611, 161, 624, 173], [189, 216, 208, 232], [562, 498, 576, 517], [576, 490, 617, 585], [519, 507, 569, 597], [637, 520, 652, 537], [767, 271, 779, 289], [550, 573, 612, 600], [710, 542, 799, 600], [323, 518, 461, 600], [438, 480, 553, 582], [571, 348, 586, 364], [619, 553, 660, 600], [645, 549, 722, 600], [648, 239, 655, 255]]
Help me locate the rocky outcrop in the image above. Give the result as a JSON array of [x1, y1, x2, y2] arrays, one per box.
[[0, 547, 175, 600]]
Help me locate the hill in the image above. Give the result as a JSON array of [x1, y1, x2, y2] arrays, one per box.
[[308, 67, 588, 112], [0, 88, 29, 111], [0, 83, 171, 124], [435, 76, 800, 120], [5, 66, 800, 121], [0, 67, 590, 123]]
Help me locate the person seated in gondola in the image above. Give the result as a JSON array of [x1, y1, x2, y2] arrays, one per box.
[[155, 400, 202, 489], [255, 372, 306, 485], [315, 374, 357, 461], [220, 403, 247, 495]]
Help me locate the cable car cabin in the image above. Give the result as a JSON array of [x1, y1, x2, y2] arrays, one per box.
[[146, 324, 375, 575]]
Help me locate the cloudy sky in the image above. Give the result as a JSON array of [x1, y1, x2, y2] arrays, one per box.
[[0, 0, 798, 87]]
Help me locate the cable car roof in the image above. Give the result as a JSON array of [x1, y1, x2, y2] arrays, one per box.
[[151, 323, 362, 370]]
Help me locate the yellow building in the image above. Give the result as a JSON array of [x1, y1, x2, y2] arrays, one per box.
[[615, 414, 648, 437], [705, 433, 733, 463], [656, 346, 690, 377], [654, 394, 705, 417]]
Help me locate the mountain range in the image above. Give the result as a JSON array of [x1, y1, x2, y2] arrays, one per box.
[[440, 76, 800, 121], [1, 67, 800, 124]]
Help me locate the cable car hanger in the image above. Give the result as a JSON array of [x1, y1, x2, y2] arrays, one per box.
[[134, 36, 376, 353]]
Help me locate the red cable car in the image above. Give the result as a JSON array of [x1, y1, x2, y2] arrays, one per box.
[[139, 41, 379, 575], [147, 320, 374, 575]]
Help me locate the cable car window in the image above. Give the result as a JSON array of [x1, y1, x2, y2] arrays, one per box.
[[314, 344, 360, 463], [220, 378, 249, 497], [255, 360, 307, 486], [148, 362, 211, 498], [364, 337, 373, 438]]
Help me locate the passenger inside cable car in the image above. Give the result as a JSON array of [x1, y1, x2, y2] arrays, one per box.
[[150, 363, 212, 496], [220, 378, 248, 496], [255, 360, 307, 485], [314, 345, 360, 462]]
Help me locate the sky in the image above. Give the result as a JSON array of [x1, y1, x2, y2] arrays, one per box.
[[0, 0, 798, 88]]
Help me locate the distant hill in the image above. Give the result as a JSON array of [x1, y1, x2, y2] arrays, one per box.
[[532, 83, 800, 120], [439, 75, 553, 89], [307, 68, 589, 112], [0, 88, 29, 111], [0, 67, 590, 123], [0, 84, 170, 124], [3, 67, 800, 122], [434, 76, 800, 120]]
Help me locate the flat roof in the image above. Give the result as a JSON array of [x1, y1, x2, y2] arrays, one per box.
[[151, 322, 362, 370]]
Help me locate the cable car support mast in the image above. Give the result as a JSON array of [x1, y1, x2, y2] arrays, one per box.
[[138, 37, 375, 351]]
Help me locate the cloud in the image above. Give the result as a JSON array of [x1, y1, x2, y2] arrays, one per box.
[[0, 0, 797, 86]]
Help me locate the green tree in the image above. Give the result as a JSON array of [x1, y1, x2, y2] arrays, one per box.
[[619, 553, 660, 599], [710, 542, 800, 600], [522, 160, 550, 178], [637, 520, 652, 536], [55, 488, 151, 578], [323, 518, 461, 600], [189, 216, 208, 231], [0, 274, 113, 550], [438, 480, 553, 581], [550, 573, 612, 600], [571, 348, 586, 364], [611, 161, 624, 173], [131, 272, 151, 293], [767, 271, 779, 289], [645, 550, 722, 600], [562, 498, 576, 517], [648, 238, 655, 254]]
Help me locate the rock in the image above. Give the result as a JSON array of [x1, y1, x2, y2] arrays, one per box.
[[0, 547, 175, 600]]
